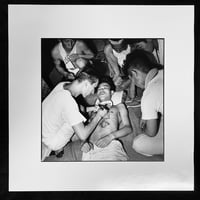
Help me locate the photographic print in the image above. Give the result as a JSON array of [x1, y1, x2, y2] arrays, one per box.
[[9, 5, 194, 191], [41, 38, 164, 162]]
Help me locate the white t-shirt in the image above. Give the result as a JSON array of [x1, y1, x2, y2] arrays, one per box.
[[42, 89, 86, 151], [112, 45, 131, 68], [141, 70, 163, 120]]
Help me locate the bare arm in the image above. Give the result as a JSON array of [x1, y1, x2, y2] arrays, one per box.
[[135, 39, 154, 52], [78, 41, 94, 59], [140, 87, 160, 137], [111, 103, 132, 139], [72, 108, 107, 141], [145, 39, 154, 52], [69, 41, 94, 61], [141, 118, 158, 137], [51, 48, 68, 77], [104, 44, 121, 77]]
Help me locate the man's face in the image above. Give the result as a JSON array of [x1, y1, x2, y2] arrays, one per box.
[[109, 39, 127, 53], [82, 80, 99, 98], [128, 67, 146, 89], [97, 82, 112, 102], [61, 39, 76, 50]]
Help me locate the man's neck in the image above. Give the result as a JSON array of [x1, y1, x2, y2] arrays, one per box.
[[66, 82, 80, 97], [145, 68, 159, 88], [98, 100, 113, 110]]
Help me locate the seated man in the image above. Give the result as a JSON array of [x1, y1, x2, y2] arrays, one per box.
[[124, 49, 164, 156], [81, 76, 132, 161], [51, 38, 94, 81]]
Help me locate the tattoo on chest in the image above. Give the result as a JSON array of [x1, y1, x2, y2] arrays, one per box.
[[99, 110, 114, 128]]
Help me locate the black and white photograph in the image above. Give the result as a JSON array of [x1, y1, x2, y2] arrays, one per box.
[[8, 5, 194, 191], [41, 38, 164, 162]]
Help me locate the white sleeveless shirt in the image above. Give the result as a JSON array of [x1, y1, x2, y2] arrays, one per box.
[[58, 42, 80, 75], [112, 45, 131, 68]]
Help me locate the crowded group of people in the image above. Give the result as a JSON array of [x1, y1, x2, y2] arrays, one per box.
[[41, 38, 164, 161]]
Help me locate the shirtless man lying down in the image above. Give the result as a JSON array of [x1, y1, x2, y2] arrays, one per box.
[[81, 76, 132, 161]]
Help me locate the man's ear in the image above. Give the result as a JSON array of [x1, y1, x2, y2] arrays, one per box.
[[131, 70, 137, 77], [111, 91, 114, 95], [84, 80, 89, 88]]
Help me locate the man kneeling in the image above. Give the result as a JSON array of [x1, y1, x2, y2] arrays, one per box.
[[81, 76, 132, 161]]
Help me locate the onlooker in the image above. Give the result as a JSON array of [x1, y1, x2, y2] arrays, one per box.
[[104, 39, 131, 86], [124, 49, 164, 156], [51, 39, 94, 81]]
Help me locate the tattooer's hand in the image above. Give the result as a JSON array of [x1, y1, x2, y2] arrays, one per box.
[[97, 107, 108, 118], [68, 54, 79, 62], [140, 119, 147, 132]]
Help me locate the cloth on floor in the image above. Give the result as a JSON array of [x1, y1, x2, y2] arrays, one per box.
[[44, 140, 82, 162], [82, 140, 128, 161]]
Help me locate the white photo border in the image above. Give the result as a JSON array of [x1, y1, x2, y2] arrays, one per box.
[[9, 5, 194, 191]]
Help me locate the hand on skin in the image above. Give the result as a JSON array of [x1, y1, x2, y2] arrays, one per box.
[[140, 119, 147, 132], [81, 142, 93, 153], [114, 76, 123, 87], [135, 41, 153, 52], [64, 72, 75, 80], [135, 41, 147, 49], [68, 54, 80, 62], [97, 108, 108, 118], [95, 134, 115, 148]]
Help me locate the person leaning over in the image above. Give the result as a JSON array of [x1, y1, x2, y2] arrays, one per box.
[[42, 66, 107, 161], [124, 49, 164, 156]]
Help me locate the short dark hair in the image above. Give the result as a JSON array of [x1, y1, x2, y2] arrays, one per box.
[[98, 76, 116, 91], [124, 49, 163, 75], [109, 38, 123, 42], [75, 63, 99, 84]]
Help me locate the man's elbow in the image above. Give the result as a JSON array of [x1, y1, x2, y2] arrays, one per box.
[[145, 129, 157, 137], [125, 125, 132, 135], [128, 126, 133, 134]]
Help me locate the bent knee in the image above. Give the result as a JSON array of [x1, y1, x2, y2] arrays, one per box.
[[132, 134, 153, 156], [132, 135, 145, 153]]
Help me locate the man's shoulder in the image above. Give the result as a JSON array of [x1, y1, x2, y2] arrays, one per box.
[[115, 103, 127, 111], [148, 77, 163, 95], [144, 84, 162, 102], [104, 43, 113, 54], [55, 89, 71, 100], [51, 43, 61, 58], [76, 40, 86, 48]]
